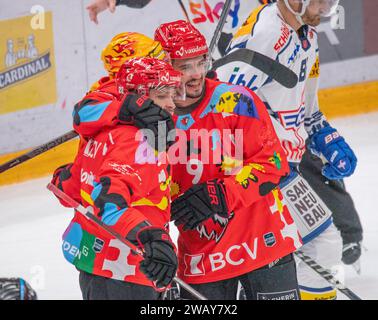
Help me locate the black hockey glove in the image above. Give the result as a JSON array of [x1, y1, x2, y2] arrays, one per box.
[[342, 242, 362, 265], [171, 179, 230, 231], [118, 94, 175, 152], [0, 278, 37, 300], [136, 227, 178, 289], [51, 163, 73, 191]]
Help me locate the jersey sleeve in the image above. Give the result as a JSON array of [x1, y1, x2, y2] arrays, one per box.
[[304, 54, 329, 136], [222, 90, 290, 212]]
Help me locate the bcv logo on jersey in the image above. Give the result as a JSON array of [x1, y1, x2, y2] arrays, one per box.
[[228, 67, 258, 91], [83, 139, 102, 159]]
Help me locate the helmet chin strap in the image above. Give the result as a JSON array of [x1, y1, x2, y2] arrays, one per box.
[[283, 0, 308, 26]]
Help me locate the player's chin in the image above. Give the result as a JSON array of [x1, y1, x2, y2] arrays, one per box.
[[186, 89, 203, 99], [164, 106, 175, 114], [185, 84, 204, 98], [307, 16, 321, 27]]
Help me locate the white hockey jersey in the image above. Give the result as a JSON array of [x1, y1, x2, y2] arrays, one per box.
[[178, 0, 265, 58], [217, 3, 327, 164]]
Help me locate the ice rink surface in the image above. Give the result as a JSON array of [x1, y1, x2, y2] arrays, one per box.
[[1, 112, 377, 300]]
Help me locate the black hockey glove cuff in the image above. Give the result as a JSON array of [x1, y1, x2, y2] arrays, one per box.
[[51, 163, 73, 191], [171, 179, 230, 231]]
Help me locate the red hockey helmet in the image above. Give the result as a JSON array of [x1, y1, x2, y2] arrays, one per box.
[[116, 57, 182, 95], [154, 20, 209, 60]]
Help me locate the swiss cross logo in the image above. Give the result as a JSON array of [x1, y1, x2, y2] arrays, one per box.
[[325, 131, 340, 144], [184, 254, 205, 276], [338, 160, 347, 170]]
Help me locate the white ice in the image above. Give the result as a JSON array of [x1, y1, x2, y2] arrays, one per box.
[[0, 112, 377, 300]]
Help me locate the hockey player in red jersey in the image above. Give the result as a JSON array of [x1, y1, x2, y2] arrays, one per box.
[[217, 0, 358, 299], [51, 58, 182, 300], [71, 20, 303, 300], [158, 19, 302, 300]]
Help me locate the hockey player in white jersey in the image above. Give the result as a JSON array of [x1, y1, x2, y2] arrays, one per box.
[[217, 0, 358, 300]]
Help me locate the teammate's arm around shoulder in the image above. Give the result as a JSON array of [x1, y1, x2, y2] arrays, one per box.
[[222, 89, 290, 211], [73, 90, 174, 143], [72, 88, 124, 138]]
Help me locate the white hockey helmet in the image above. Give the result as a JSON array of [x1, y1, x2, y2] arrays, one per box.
[[283, 0, 340, 24]]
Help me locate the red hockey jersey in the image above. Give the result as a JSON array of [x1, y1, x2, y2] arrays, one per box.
[[169, 79, 302, 283], [52, 88, 172, 286], [71, 78, 302, 284]]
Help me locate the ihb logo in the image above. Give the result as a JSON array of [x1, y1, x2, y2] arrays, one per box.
[[228, 67, 258, 91]]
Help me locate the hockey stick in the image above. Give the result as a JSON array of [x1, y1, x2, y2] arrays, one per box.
[[46, 182, 208, 301], [212, 48, 299, 89], [295, 250, 362, 300], [208, 0, 233, 56], [0, 130, 78, 174], [177, 0, 190, 21]]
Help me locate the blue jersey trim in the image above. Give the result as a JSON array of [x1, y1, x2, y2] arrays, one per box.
[[78, 101, 112, 123], [299, 285, 334, 293], [19, 278, 25, 300], [302, 217, 333, 244]]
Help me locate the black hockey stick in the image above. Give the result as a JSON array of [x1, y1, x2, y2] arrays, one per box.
[[177, 0, 190, 21], [212, 48, 299, 89], [295, 250, 362, 300], [0, 130, 78, 174], [47, 182, 208, 301], [208, 0, 233, 56]]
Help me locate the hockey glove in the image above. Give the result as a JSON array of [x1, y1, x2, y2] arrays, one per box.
[[171, 179, 230, 231], [119, 94, 175, 152], [309, 126, 357, 180], [0, 278, 37, 300], [136, 227, 178, 289], [342, 242, 362, 265], [51, 164, 73, 187]]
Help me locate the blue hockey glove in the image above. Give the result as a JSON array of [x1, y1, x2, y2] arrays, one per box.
[[309, 126, 357, 180]]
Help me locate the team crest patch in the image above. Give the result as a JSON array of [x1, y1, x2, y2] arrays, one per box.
[[93, 238, 105, 253], [263, 232, 276, 247], [176, 114, 195, 130]]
